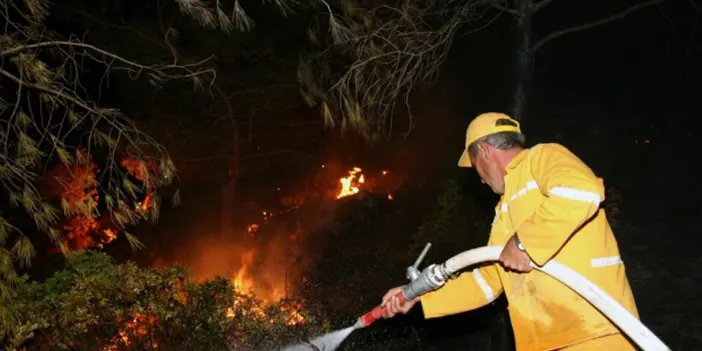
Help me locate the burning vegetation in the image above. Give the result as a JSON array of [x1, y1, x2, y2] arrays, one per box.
[[2, 251, 327, 351], [39, 148, 161, 253], [25, 162, 398, 350]]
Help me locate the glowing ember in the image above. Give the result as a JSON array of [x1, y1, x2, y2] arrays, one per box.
[[247, 224, 259, 236], [337, 167, 365, 199]]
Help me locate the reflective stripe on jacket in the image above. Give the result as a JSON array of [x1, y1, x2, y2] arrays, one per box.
[[421, 143, 639, 351]]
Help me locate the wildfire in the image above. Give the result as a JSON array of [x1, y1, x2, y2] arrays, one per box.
[[104, 164, 399, 349], [42, 151, 157, 252], [224, 249, 305, 326], [232, 250, 256, 295], [121, 157, 156, 215], [337, 167, 365, 199]]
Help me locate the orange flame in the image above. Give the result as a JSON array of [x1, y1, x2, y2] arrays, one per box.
[[232, 250, 255, 295], [121, 157, 155, 215], [103, 314, 158, 350], [224, 249, 304, 326], [337, 167, 365, 199]]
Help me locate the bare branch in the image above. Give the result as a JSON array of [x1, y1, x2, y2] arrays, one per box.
[[491, 1, 521, 16], [532, 0, 670, 52], [1, 40, 216, 77], [534, 0, 558, 13]]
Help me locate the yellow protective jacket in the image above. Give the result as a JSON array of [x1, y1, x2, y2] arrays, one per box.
[[421, 143, 639, 351]]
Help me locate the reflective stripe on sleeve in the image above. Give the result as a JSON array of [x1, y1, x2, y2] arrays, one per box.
[[472, 269, 495, 302], [548, 187, 602, 204], [591, 256, 623, 268]]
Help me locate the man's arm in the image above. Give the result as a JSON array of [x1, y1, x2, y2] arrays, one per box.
[[517, 144, 605, 267], [421, 263, 503, 319]]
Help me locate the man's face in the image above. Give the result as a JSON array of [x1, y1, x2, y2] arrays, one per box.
[[471, 144, 506, 195]]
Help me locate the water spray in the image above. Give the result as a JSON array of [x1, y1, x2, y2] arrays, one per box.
[[283, 243, 671, 351]]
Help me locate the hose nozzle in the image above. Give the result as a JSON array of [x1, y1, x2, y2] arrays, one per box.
[[401, 263, 450, 301], [406, 242, 432, 281], [356, 243, 449, 329]]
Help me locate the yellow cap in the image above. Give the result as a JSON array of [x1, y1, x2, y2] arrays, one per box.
[[457, 112, 521, 168]]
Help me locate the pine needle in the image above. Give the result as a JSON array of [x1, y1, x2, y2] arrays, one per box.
[[232, 0, 254, 31], [11, 236, 35, 269], [124, 232, 145, 251], [171, 189, 181, 208]]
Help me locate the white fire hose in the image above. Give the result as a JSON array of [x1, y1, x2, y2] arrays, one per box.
[[290, 244, 671, 351], [439, 245, 671, 351]]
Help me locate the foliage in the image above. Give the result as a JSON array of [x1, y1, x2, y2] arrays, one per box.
[[0, 0, 320, 293], [1, 251, 328, 351], [0, 0, 221, 288], [298, 0, 489, 141]]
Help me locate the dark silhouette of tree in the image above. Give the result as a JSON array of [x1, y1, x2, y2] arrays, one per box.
[[0, 0, 314, 300]]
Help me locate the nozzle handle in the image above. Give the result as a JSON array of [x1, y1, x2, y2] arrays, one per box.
[[412, 242, 432, 271], [407, 242, 432, 281], [357, 291, 407, 328]]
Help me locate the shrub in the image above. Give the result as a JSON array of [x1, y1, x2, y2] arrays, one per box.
[[1, 252, 327, 351]]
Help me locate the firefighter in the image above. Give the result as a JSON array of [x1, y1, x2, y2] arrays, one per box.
[[381, 112, 639, 350]]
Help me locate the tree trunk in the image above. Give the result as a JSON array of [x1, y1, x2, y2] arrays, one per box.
[[510, 0, 535, 121]]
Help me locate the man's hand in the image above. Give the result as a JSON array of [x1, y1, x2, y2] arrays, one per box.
[[499, 235, 533, 272], [380, 285, 421, 318]]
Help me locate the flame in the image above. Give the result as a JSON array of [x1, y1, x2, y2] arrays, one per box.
[[337, 167, 365, 199], [42, 152, 158, 252], [232, 250, 255, 295], [121, 157, 155, 215], [222, 165, 391, 327], [103, 314, 158, 350], [225, 249, 304, 326], [105, 163, 402, 348]]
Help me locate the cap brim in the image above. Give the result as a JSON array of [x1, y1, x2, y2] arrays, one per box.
[[457, 149, 472, 168]]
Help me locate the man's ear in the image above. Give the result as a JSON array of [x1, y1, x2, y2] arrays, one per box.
[[476, 142, 490, 159]]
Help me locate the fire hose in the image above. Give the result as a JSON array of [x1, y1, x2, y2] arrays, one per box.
[[355, 243, 671, 351]]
